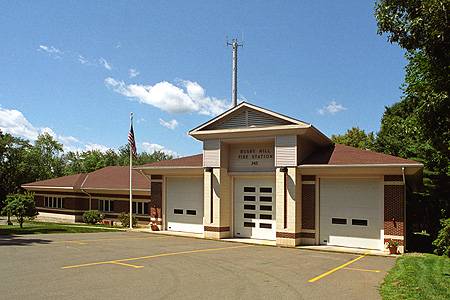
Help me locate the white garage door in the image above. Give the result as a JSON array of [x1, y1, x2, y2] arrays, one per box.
[[320, 178, 383, 250], [234, 177, 276, 240], [166, 177, 204, 234]]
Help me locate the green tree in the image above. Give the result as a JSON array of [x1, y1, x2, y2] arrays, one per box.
[[375, 0, 450, 157], [0, 131, 33, 207], [1, 193, 38, 228], [27, 133, 64, 181], [331, 127, 376, 150], [375, 0, 450, 242]]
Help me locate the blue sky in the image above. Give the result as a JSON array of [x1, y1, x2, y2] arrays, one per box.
[[0, 1, 406, 156]]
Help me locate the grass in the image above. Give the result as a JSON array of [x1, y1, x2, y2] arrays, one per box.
[[0, 221, 120, 235], [380, 253, 450, 300]]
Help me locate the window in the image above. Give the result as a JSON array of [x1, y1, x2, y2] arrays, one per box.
[[244, 195, 256, 201], [332, 218, 347, 225], [186, 210, 197, 215], [98, 199, 114, 212], [43, 196, 64, 209], [260, 223, 272, 229], [260, 214, 272, 220], [244, 222, 255, 227], [244, 187, 256, 193], [132, 202, 148, 215], [259, 196, 272, 202], [174, 209, 183, 214], [259, 187, 272, 193], [352, 219, 368, 226], [260, 205, 272, 211]]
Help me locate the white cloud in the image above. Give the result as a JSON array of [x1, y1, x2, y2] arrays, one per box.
[[105, 77, 230, 116], [84, 143, 111, 153], [318, 101, 347, 115], [0, 107, 41, 140], [99, 57, 112, 70], [159, 118, 178, 130], [78, 55, 89, 65], [38, 45, 62, 54], [141, 142, 177, 156], [37, 44, 62, 59], [129, 68, 140, 78], [0, 107, 109, 153]]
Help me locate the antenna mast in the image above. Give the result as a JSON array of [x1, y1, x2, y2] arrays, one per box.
[[227, 38, 243, 107]]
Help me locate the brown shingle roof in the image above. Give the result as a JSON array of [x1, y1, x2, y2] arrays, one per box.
[[139, 154, 203, 168], [22, 166, 150, 191], [81, 166, 150, 190], [22, 173, 87, 189], [302, 144, 421, 165]]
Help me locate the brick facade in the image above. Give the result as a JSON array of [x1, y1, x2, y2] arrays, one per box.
[[301, 182, 315, 230], [150, 180, 162, 220], [384, 184, 405, 245]]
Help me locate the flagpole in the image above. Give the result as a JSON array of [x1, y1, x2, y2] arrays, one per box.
[[129, 112, 133, 229]]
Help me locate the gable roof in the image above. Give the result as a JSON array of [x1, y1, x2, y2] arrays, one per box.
[[301, 144, 422, 166], [189, 102, 310, 134], [22, 166, 150, 191], [22, 173, 88, 189]]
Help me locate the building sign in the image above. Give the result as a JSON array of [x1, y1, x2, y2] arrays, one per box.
[[229, 143, 275, 172]]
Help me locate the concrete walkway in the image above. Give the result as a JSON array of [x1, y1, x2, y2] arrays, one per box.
[[133, 228, 394, 256]]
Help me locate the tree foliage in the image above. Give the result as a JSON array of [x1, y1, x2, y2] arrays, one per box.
[[0, 130, 173, 208], [373, 1, 450, 245], [375, 0, 450, 156], [331, 127, 376, 150]]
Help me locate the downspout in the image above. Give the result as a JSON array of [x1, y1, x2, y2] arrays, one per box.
[[138, 169, 153, 225], [80, 174, 91, 211], [402, 167, 406, 252], [81, 189, 92, 210], [280, 167, 288, 229]]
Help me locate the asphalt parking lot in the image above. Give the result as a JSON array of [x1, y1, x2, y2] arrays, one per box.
[[0, 232, 395, 299]]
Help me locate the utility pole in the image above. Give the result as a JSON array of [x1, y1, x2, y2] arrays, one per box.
[[227, 38, 243, 107]]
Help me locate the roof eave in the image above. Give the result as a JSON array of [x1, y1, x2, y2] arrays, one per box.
[[189, 124, 312, 140]]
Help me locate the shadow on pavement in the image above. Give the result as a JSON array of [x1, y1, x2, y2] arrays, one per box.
[[0, 235, 52, 246]]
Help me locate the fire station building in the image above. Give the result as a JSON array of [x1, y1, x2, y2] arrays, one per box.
[[137, 102, 423, 253]]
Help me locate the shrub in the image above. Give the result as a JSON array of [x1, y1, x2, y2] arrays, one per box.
[[82, 210, 104, 224], [118, 212, 137, 228], [433, 218, 450, 257]]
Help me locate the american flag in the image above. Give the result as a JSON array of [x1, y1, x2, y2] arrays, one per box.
[[128, 123, 137, 158]]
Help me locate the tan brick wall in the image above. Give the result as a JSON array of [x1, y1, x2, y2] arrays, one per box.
[[275, 167, 299, 247], [203, 168, 231, 238]]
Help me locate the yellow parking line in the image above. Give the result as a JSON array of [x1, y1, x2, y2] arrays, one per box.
[[110, 261, 144, 269], [62, 244, 252, 269], [308, 253, 368, 283], [344, 267, 380, 273]]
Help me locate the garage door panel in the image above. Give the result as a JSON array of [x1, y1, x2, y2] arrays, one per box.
[[320, 178, 383, 250], [234, 178, 276, 240], [166, 177, 204, 234]]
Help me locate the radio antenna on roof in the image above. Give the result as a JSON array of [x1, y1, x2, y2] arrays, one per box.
[[227, 38, 243, 107]]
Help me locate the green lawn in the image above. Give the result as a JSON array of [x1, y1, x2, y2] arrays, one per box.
[[0, 221, 120, 235], [381, 253, 450, 300]]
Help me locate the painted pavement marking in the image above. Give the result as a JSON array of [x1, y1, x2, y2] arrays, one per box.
[[343, 267, 381, 273], [62, 244, 253, 270], [308, 252, 370, 283]]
